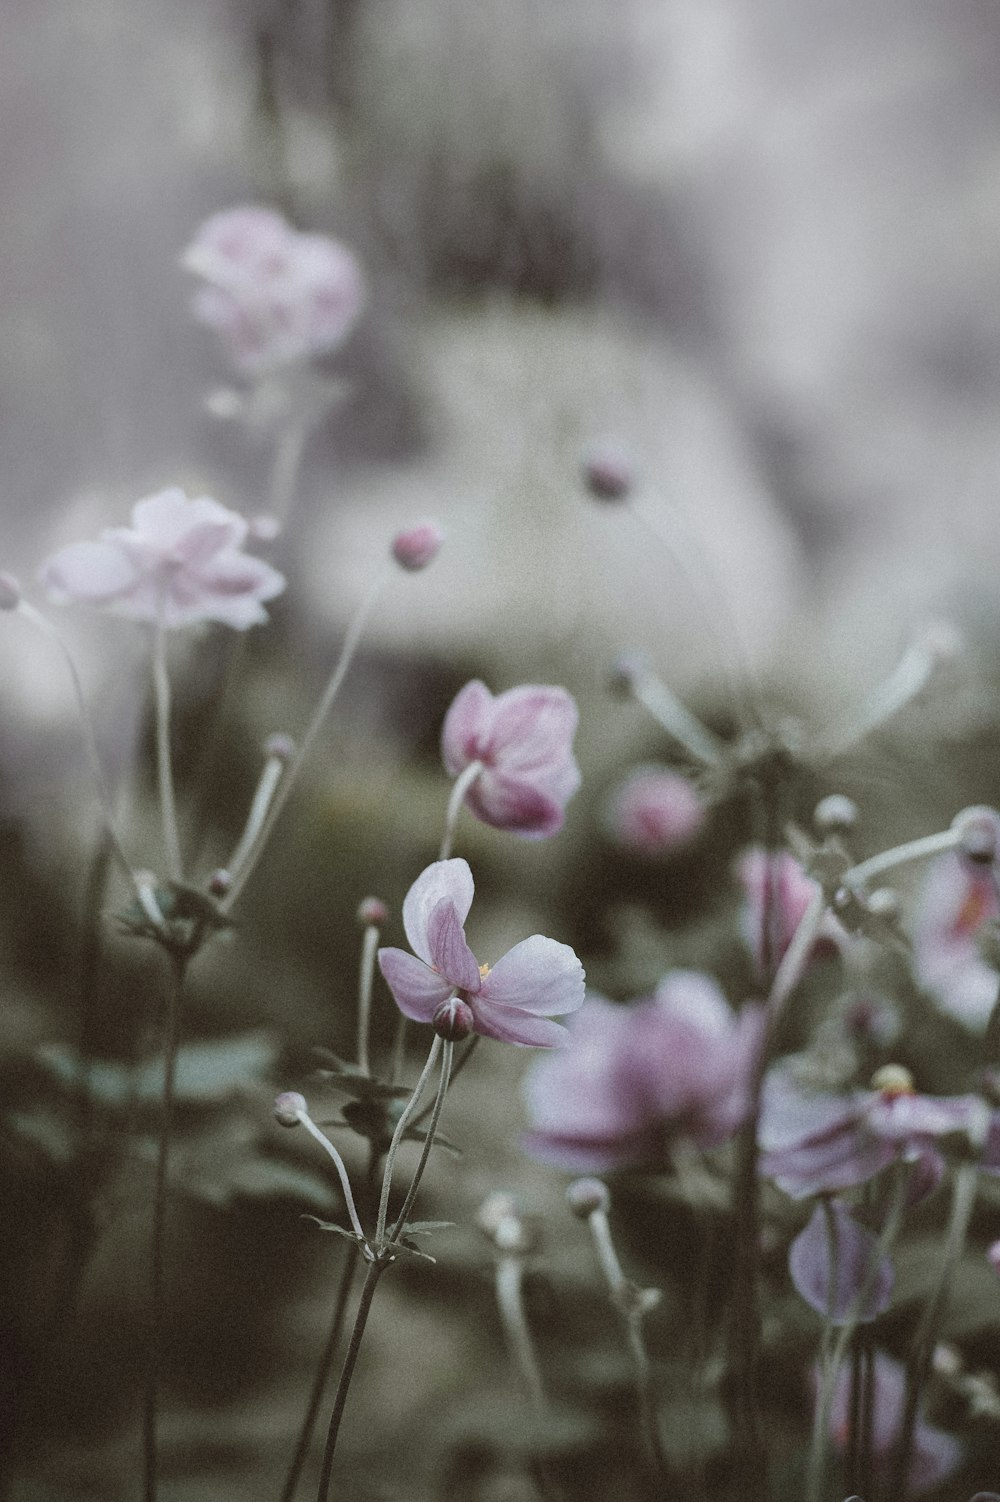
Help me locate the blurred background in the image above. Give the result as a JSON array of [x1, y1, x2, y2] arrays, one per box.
[[4, 1, 1000, 1498]]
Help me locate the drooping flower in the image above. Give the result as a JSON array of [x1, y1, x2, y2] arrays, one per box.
[[441, 681, 581, 838], [522, 972, 765, 1171], [737, 848, 844, 972], [377, 859, 584, 1046], [603, 765, 706, 855], [825, 1349, 962, 1495], [912, 851, 1000, 1030], [789, 1199, 894, 1324], [182, 205, 366, 377], [40, 488, 285, 630]]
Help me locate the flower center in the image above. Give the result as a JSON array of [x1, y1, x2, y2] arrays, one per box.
[[870, 1063, 915, 1098]]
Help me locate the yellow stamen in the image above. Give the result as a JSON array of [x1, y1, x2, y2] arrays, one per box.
[[871, 1064, 915, 1098]]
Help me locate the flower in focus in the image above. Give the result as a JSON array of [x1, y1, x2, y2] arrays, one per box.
[[40, 488, 285, 630], [377, 858, 584, 1046], [522, 971, 765, 1171], [758, 1062, 995, 1201], [737, 848, 844, 972], [182, 205, 366, 377], [603, 765, 706, 855], [825, 1349, 962, 1495], [441, 680, 581, 838], [789, 1199, 894, 1324], [912, 851, 1000, 1030]]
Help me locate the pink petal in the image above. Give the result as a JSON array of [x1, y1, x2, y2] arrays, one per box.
[[441, 680, 493, 774], [131, 490, 247, 551], [40, 540, 138, 603], [479, 936, 584, 1016], [377, 948, 453, 1021], [472, 1000, 569, 1048], [402, 859, 474, 965], [485, 685, 578, 763], [426, 898, 482, 992], [465, 773, 565, 838], [789, 1201, 894, 1324]]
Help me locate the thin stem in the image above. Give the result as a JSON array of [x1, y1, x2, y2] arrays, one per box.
[[496, 1254, 547, 1416], [227, 751, 288, 878], [629, 666, 725, 768], [355, 925, 380, 1077], [412, 1034, 479, 1128], [843, 827, 961, 891], [375, 1035, 441, 1246], [388, 1040, 452, 1242], [768, 889, 828, 1025], [152, 618, 183, 882], [816, 641, 941, 762], [143, 951, 188, 1502], [270, 415, 310, 524], [221, 566, 390, 912], [295, 1110, 369, 1250], [439, 759, 484, 861], [314, 1258, 386, 1502]]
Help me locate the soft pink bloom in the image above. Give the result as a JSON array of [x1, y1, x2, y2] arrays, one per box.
[[737, 849, 844, 972], [441, 681, 581, 838], [182, 205, 365, 376], [603, 765, 705, 855], [825, 1349, 962, 1495], [39, 488, 285, 630], [391, 520, 444, 572], [912, 852, 1000, 1029], [377, 859, 584, 1047], [522, 972, 766, 1170], [789, 1199, 894, 1324]]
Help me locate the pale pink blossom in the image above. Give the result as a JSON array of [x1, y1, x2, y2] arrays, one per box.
[[182, 205, 365, 376], [391, 520, 444, 571], [789, 1199, 894, 1324], [40, 488, 285, 630], [441, 681, 581, 838], [912, 852, 1000, 1029], [604, 765, 706, 855], [737, 848, 844, 972], [377, 859, 584, 1046]]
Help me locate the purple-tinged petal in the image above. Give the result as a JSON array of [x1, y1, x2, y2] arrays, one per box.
[[401, 859, 475, 965], [479, 936, 584, 1017], [40, 540, 138, 604], [789, 1201, 894, 1324], [426, 898, 482, 992], [472, 1000, 569, 1048], [377, 947, 453, 1022], [826, 1350, 963, 1494], [465, 775, 566, 838], [482, 685, 578, 767], [441, 680, 494, 774]]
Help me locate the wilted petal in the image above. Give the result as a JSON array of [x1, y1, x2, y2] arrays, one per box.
[[480, 936, 585, 1017], [789, 1201, 894, 1324], [472, 1000, 569, 1048], [40, 540, 138, 604], [402, 859, 475, 965], [426, 898, 482, 992], [377, 948, 452, 1022]]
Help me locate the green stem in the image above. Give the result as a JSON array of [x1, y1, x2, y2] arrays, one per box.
[[355, 925, 379, 1077], [376, 1035, 441, 1246], [439, 759, 484, 861], [152, 618, 182, 882], [388, 1040, 452, 1242], [314, 1259, 387, 1502]]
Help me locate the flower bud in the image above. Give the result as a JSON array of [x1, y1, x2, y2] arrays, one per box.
[[433, 996, 476, 1041], [988, 1240, 1000, 1280], [391, 520, 444, 571], [952, 805, 1000, 865], [264, 732, 296, 762], [208, 868, 232, 897], [607, 650, 647, 698], [0, 572, 22, 611], [813, 793, 858, 835], [273, 1090, 308, 1127], [356, 895, 388, 927], [866, 887, 901, 921], [566, 1177, 609, 1218], [581, 440, 635, 501], [871, 1063, 915, 1097]]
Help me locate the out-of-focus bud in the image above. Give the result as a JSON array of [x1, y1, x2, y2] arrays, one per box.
[[566, 1177, 610, 1218], [952, 806, 1000, 865], [0, 572, 22, 610], [356, 895, 389, 927], [581, 440, 635, 502], [607, 650, 647, 698], [603, 765, 706, 856], [208, 868, 232, 897], [391, 520, 444, 571], [871, 1064, 915, 1097], [932, 1343, 964, 1377], [813, 793, 858, 835], [273, 1090, 307, 1127], [433, 996, 476, 1041], [264, 732, 296, 762], [249, 514, 281, 542], [866, 887, 901, 921]]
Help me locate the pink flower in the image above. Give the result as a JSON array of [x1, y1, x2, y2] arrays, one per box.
[[377, 859, 584, 1047], [789, 1200, 894, 1324], [441, 681, 581, 838], [603, 765, 705, 855], [522, 972, 766, 1171], [39, 488, 285, 630], [391, 520, 444, 572], [825, 1349, 962, 1495], [737, 849, 844, 972], [912, 852, 1000, 1029], [182, 206, 365, 376]]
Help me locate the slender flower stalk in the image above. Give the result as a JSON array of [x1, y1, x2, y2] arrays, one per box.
[[355, 925, 381, 1078], [627, 663, 725, 768], [270, 415, 310, 525], [815, 631, 956, 762], [388, 1040, 452, 1241], [151, 617, 183, 882], [227, 738, 293, 879], [495, 1249, 547, 1418], [843, 827, 963, 891], [439, 758, 484, 860], [289, 1106, 369, 1252], [315, 1259, 387, 1502], [375, 1035, 442, 1247]]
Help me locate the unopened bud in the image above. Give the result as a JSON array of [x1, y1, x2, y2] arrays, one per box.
[[581, 440, 635, 502], [608, 650, 647, 698], [871, 1063, 915, 1097], [356, 895, 388, 927], [264, 732, 295, 762], [433, 996, 476, 1041], [952, 806, 1000, 865], [391, 520, 444, 572], [0, 572, 22, 611], [273, 1091, 308, 1127], [813, 793, 858, 835], [866, 887, 901, 921], [566, 1177, 609, 1218], [477, 1192, 519, 1236], [932, 1342, 964, 1377], [208, 868, 232, 897]]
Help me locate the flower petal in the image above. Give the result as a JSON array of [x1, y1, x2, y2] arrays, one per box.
[[441, 680, 493, 774], [402, 859, 474, 964], [789, 1201, 894, 1324], [377, 948, 452, 1022], [479, 936, 584, 1016], [472, 1000, 569, 1048], [465, 774, 566, 838], [40, 540, 139, 604], [426, 897, 482, 992]]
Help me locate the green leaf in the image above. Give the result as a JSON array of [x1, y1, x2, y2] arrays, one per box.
[[397, 1220, 454, 1237]]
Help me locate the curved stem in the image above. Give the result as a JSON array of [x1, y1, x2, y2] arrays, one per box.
[[376, 1035, 441, 1246], [152, 618, 183, 883], [355, 925, 380, 1077], [844, 828, 961, 891], [388, 1040, 452, 1242], [816, 640, 941, 762], [295, 1110, 369, 1250], [227, 750, 287, 879], [439, 760, 484, 861], [314, 1259, 387, 1502], [628, 665, 725, 768]]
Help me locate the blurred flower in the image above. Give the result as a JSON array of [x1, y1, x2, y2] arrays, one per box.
[[603, 764, 706, 855], [391, 520, 444, 571], [40, 488, 285, 630], [759, 1063, 994, 1200], [737, 849, 844, 972], [182, 205, 365, 377], [789, 1199, 894, 1323], [441, 680, 581, 838], [912, 852, 1000, 1029], [377, 858, 584, 1046], [826, 1349, 962, 1495], [522, 971, 765, 1171]]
